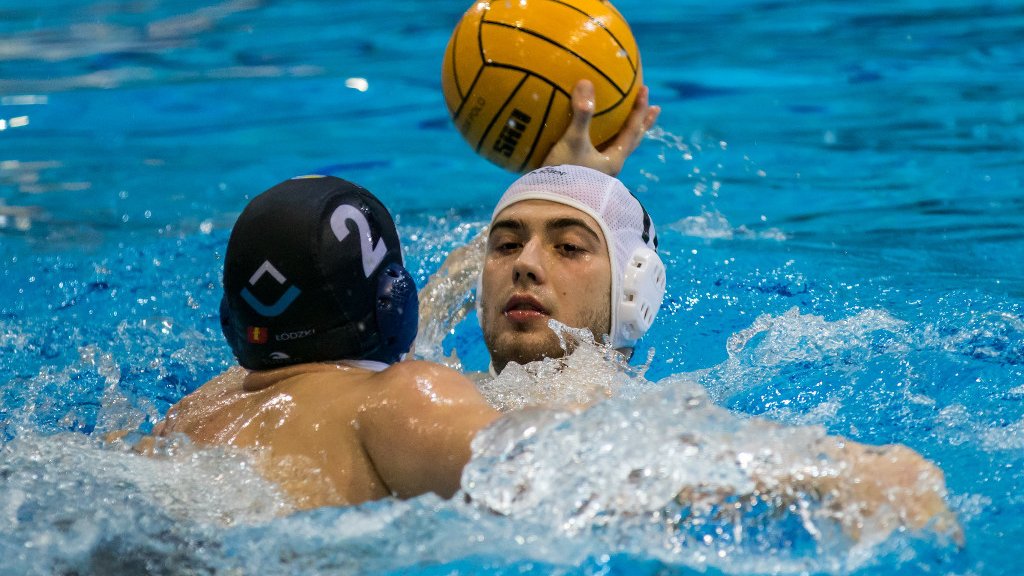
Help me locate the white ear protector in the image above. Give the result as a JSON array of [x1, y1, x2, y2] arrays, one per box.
[[614, 246, 666, 347]]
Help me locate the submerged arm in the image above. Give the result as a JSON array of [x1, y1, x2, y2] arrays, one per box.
[[677, 430, 962, 544], [799, 436, 960, 542]]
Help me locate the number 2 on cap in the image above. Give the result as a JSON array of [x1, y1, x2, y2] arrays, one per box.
[[330, 205, 387, 278]]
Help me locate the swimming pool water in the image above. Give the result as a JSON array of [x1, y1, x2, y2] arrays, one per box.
[[2, 0, 1023, 574]]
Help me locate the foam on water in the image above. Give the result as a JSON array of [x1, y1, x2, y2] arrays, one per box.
[[463, 323, 958, 573], [414, 224, 488, 370], [699, 307, 911, 404], [0, 432, 289, 575], [192, 336, 958, 574], [475, 320, 654, 412], [670, 210, 788, 242], [0, 312, 964, 575]]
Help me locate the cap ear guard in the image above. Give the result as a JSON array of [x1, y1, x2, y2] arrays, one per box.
[[368, 262, 419, 364], [220, 296, 240, 357], [615, 246, 666, 347], [475, 270, 484, 329]]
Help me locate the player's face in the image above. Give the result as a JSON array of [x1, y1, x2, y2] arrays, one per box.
[[481, 200, 612, 373]]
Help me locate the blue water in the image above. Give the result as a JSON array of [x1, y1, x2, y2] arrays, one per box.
[[2, 0, 1023, 574]]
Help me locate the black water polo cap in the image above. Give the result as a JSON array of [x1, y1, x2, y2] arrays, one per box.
[[220, 175, 419, 370]]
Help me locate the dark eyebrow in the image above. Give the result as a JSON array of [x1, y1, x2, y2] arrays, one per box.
[[547, 217, 603, 245], [488, 218, 523, 239], [488, 216, 603, 246]]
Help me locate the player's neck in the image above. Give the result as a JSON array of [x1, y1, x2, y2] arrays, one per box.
[[241, 359, 389, 391]]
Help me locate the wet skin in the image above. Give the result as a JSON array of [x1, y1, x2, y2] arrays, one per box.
[[480, 199, 613, 373], [152, 360, 498, 509]]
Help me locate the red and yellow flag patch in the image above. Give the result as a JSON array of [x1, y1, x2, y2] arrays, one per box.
[[247, 326, 269, 344]]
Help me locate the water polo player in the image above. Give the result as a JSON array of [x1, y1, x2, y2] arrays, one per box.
[[145, 170, 951, 541], [478, 164, 666, 373], [150, 175, 500, 509]]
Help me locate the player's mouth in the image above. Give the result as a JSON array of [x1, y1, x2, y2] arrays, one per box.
[[503, 294, 549, 323]]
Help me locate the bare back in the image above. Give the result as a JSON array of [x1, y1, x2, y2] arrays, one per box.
[[155, 360, 499, 509]]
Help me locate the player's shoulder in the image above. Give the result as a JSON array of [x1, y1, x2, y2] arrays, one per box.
[[376, 359, 480, 399], [379, 359, 467, 383]]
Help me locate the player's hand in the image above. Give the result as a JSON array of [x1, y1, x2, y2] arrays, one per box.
[[542, 79, 661, 176]]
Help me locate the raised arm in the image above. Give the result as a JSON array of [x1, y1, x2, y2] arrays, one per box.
[[542, 79, 661, 176], [356, 360, 501, 499]]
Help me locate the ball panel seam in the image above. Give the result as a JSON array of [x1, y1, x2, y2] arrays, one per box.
[[517, 83, 559, 172], [482, 21, 628, 98], [547, 0, 638, 73]]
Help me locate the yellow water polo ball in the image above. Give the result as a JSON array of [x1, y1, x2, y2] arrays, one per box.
[[441, 0, 642, 172]]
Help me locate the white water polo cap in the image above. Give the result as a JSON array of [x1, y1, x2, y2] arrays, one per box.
[[490, 165, 666, 348]]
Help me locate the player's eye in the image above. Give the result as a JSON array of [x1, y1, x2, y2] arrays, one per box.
[[491, 240, 520, 254], [557, 243, 584, 256]]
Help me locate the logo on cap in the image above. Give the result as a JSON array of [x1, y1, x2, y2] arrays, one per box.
[[276, 328, 315, 341], [533, 166, 567, 176], [240, 260, 302, 317], [247, 326, 269, 344]]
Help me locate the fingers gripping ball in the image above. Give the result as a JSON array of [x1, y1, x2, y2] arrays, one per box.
[[442, 0, 642, 173]]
